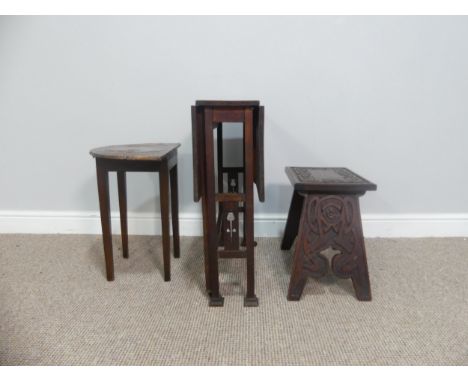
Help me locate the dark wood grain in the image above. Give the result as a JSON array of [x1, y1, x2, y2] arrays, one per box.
[[117, 171, 129, 259], [212, 109, 245, 123], [191, 106, 202, 202], [254, 106, 265, 202], [96, 162, 114, 281], [203, 107, 224, 307], [243, 107, 258, 307], [170, 164, 180, 259], [159, 161, 171, 281]]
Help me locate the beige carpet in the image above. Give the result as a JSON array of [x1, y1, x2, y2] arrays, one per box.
[[0, 234, 467, 365]]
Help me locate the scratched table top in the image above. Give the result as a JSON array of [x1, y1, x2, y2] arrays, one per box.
[[90, 143, 180, 161]]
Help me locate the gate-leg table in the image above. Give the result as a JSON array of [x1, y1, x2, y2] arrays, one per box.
[[90, 143, 180, 282], [281, 167, 377, 301], [192, 101, 265, 307]]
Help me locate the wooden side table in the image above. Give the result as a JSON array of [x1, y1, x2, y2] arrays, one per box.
[[192, 100, 265, 307], [281, 167, 377, 301], [90, 143, 180, 282]]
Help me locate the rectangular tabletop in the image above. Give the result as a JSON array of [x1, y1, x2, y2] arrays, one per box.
[[285, 167, 377, 194]]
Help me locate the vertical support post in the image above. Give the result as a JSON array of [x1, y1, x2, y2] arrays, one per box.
[[117, 171, 129, 259], [170, 163, 180, 258], [204, 108, 224, 306], [159, 160, 171, 282], [217, 123, 223, 193], [243, 108, 258, 307], [216, 124, 224, 246], [195, 106, 211, 292]]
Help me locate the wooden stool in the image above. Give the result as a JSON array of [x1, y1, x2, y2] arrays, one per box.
[[90, 143, 180, 282], [281, 167, 377, 301], [192, 101, 265, 307]]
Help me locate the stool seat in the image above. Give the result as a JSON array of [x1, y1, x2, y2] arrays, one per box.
[[90, 143, 180, 161], [286, 167, 376, 194]]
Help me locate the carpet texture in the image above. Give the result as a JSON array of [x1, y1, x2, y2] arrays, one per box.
[[0, 234, 467, 365]]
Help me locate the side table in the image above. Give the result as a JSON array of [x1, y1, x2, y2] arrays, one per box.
[[90, 143, 180, 282]]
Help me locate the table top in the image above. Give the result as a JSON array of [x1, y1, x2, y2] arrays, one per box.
[[195, 100, 260, 108], [285, 167, 377, 194], [90, 143, 180, 161]]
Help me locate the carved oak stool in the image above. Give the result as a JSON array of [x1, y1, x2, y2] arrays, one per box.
[[90, 143, 180, 282], [281, 167, 377, 301]]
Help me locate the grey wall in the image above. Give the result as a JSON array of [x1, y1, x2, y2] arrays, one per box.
[[1, 16, 468, 218]]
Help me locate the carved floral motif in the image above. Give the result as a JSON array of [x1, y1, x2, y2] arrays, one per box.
[[288, 194, 371, 301]]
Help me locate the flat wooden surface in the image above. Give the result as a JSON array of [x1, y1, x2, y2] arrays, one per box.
[[285, 167, 377, 193], [90, 143, 180, 161], [195, 100, 260, 107]]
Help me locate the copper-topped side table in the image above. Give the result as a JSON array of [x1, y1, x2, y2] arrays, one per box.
[[192, 100, 265, 307], [90, 143, 180, 282], [281, 167, 377, 301]]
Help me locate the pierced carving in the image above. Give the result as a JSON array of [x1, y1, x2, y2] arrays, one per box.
[[222, 202, 240, 251], [226, 212, 237, 239], [287, 194, 371, 301]]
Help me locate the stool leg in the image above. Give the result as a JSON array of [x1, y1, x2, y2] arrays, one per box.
[[117, 171, 129, 259], [351, 246, 372, 301], [287, 208, 309, 301], [350, 202, 372, 301], [330, 196, 372, 301], [169, 164, 180, 259], [281, 190, 304, 250], [159, 161, 171, 281], [96, 162, 114, 281], [287, 195, 328, 300], [351, 209, 372, 301]]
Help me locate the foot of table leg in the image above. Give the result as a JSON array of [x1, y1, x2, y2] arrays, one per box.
[[351, 250, 372, 301], [287, 275, 307, 301], [244, 295, 259, 307], [209, 294, 224, 307], [352, 274, 372, 301]]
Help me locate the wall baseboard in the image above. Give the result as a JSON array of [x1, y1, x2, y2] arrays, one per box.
[[0, 210, 467, 238]]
